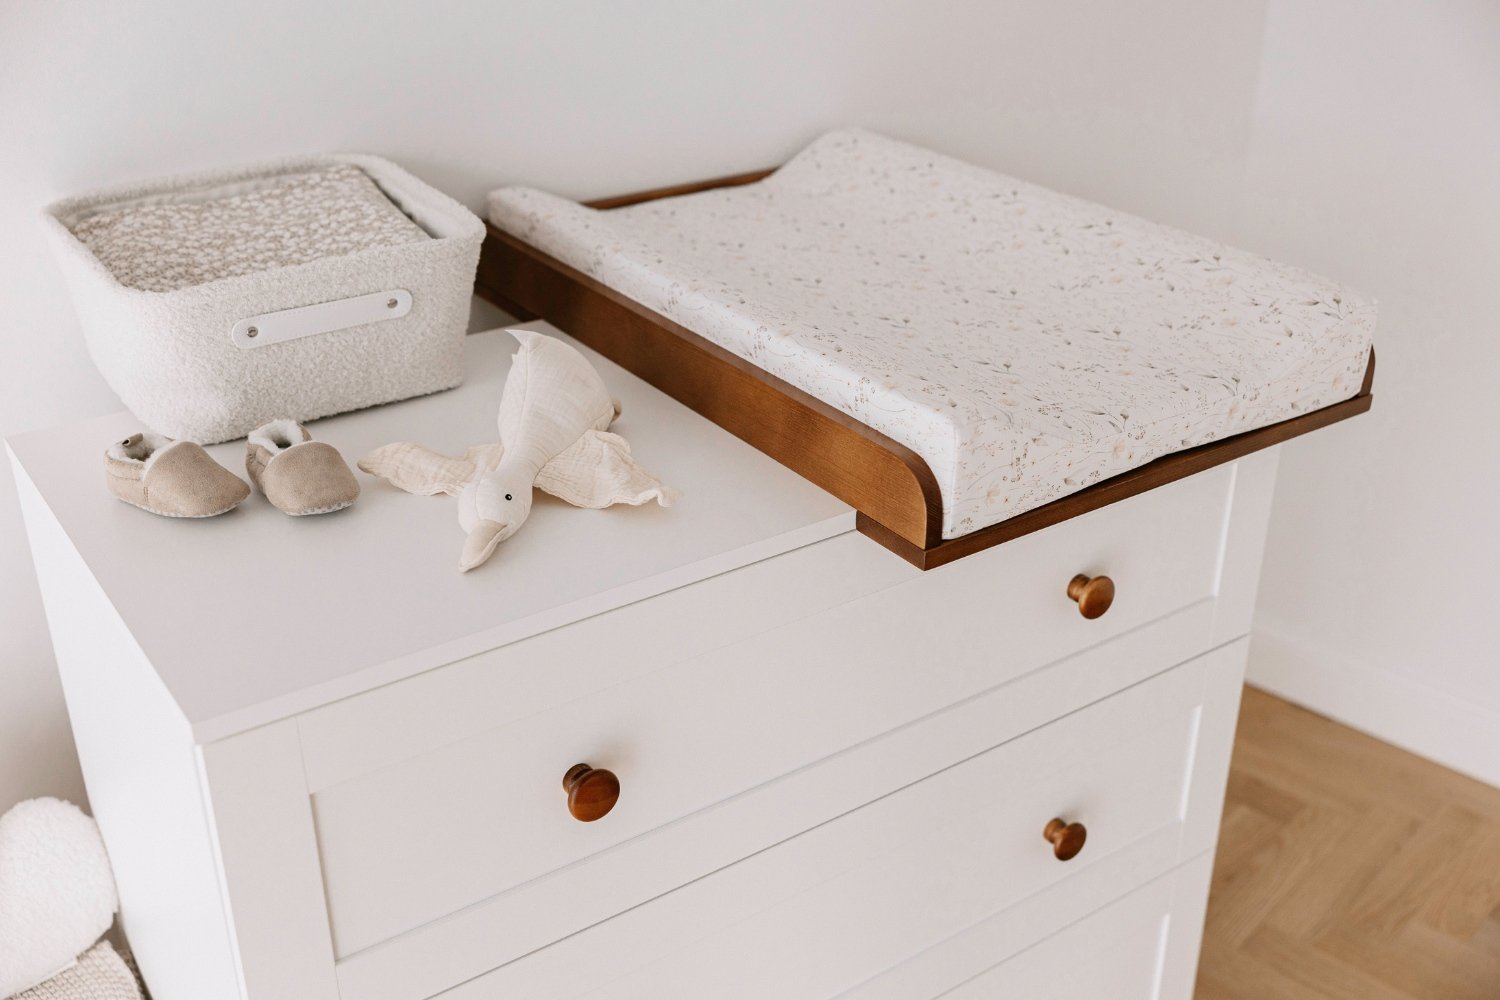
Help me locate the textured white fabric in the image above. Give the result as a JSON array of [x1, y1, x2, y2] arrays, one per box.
[[44, 154, 483, 444], [357, 441, 505, 497], [67, 164, 429, 293], [12, 943, 142, 1000], [357, 432, 673, 510], [538, 430, 679, 509], [246, 417, 312, 456], [359, 330, 674, 572], [489, 129, 1376, 538], [496, 328, 618, 474], [103, 431, 177, 470], [0, 800, 119, 997]]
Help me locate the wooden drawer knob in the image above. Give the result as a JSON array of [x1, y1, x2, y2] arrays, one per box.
[[563, 763, 620, 822], [1044, 818, 1087, 861], [1067, 574, 1115, 619]]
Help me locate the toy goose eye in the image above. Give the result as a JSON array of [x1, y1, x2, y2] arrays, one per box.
[[504, 493, 513, 501]]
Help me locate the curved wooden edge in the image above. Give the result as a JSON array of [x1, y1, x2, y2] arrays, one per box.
[[479, 169, 1376, 569], [863, 355, 1375, 570], [583, 168, 778, 210], [477, 224, 944, 549]]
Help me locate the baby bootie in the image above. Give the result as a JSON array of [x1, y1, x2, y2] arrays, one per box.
[[246, 419, 360, 515], [104, 432, 249, 517]]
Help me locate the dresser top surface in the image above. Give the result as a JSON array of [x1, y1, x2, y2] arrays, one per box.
[[8, 325, 853, 741]]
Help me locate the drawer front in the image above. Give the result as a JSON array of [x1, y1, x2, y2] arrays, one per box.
[[938, 852, 1214, 1000], [335, 640, 1246, 1000], [944, 895, 1174, 1000], [844, 849, 1214, 1000], [310, 465, 1235, 961]]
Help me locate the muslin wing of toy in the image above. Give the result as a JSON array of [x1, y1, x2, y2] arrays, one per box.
[[358, 443, 505, 497], [537, 430, 677, 509], [360, 329, 676, 572]]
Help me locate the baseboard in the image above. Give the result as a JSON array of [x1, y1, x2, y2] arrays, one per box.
[[1247, 628, 1500, 789]]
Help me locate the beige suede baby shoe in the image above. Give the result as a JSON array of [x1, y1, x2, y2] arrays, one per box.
[[104, 432, 250, 517], [245, 420, 360, 516]]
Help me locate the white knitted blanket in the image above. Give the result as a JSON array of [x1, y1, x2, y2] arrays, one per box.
[[12, 943, 142, 1000]]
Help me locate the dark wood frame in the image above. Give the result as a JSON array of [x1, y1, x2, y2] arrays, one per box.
[[476, 169, 1375, 570]]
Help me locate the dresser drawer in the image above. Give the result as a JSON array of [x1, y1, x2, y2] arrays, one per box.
[[936, 852, 1214, 1000], [334, 639, 1245, 1000], [309, 465, 1235, 964], [845, 849, 1214, 1000]]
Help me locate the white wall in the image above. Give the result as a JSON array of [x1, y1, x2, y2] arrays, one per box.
[[5, 0, 1490, 809], [1235, 1, 1500, 786]]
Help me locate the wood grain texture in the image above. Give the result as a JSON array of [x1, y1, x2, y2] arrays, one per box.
[[1066, 573, 1115, 620], [582, 169, 777, 211], [1044, 818, 1088, 861], [1196, 686, 1500, 1000], [476, 168, 1376, 568], [563, 763, 621, 823]]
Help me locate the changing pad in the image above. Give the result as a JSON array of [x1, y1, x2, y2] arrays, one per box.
[[68, 163, 429, 292], [489, 129, 1375, 539]]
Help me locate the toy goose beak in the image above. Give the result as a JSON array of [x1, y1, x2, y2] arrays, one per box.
[[459, 519, 507, 572]]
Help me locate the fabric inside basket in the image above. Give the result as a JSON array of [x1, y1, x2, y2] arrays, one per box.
[[68, 164, 429, 292]]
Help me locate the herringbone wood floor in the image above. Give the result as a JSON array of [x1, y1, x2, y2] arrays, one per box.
[[1195, 687, 1500, 999]]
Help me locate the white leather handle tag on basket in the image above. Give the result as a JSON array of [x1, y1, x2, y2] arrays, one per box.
[[231, 289, 412, 349]]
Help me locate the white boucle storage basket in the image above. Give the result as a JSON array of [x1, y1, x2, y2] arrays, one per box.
[[43, 154, 484, 443]]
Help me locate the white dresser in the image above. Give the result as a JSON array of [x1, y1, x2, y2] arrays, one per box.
[[9, 325, 1280, 1000]]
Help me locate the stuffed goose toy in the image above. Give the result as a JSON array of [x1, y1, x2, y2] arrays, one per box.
[[360, 329, 676, 571]]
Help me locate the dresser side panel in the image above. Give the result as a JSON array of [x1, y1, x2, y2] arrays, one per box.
[[10, 450, 241, 1000]]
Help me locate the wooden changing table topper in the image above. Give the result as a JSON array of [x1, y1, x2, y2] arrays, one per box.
[[475, 164, 1374, 570]]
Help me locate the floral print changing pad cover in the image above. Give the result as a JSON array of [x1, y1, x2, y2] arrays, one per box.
[[488, 129, 1374, 540]]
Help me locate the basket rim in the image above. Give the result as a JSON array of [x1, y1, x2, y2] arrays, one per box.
[[41, 152, 484, 298]]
